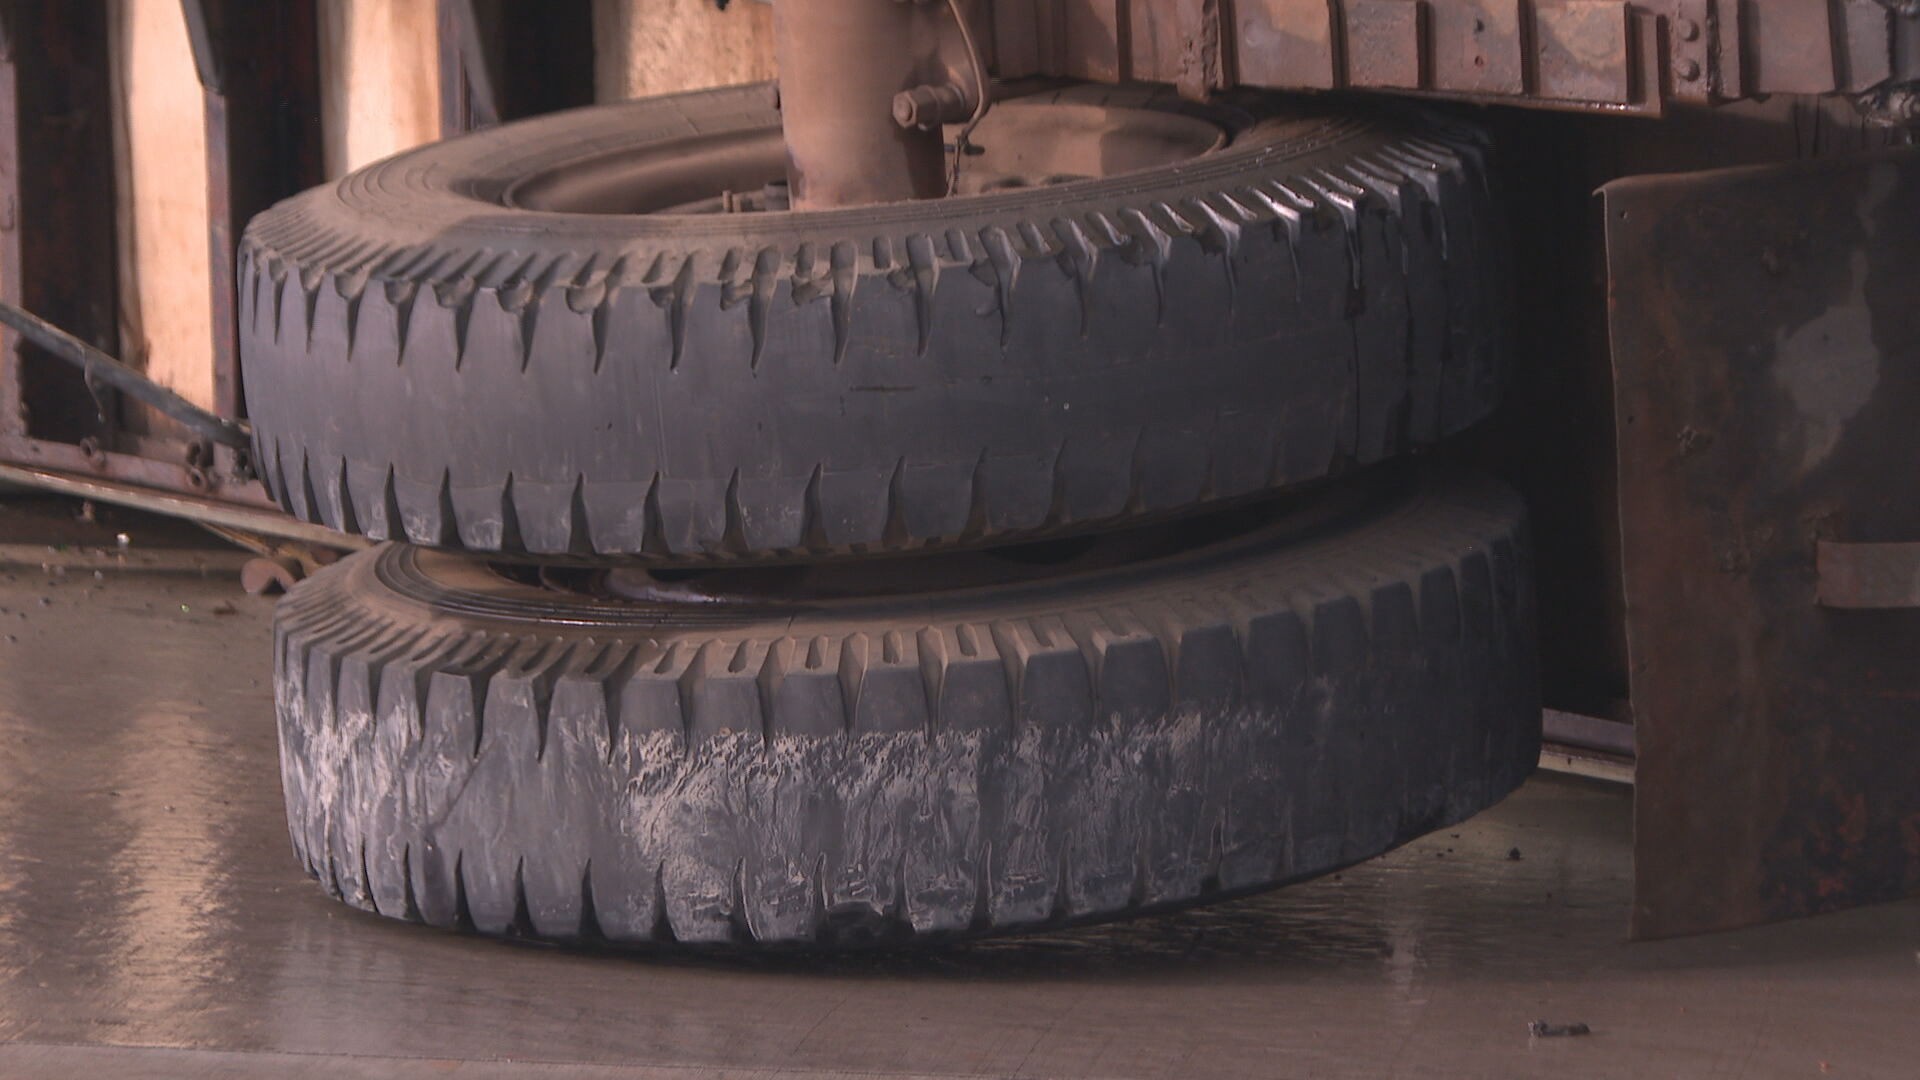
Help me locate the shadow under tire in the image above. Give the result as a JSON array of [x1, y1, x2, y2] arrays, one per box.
[[240, 83, 1510, 562], [273, 464, 1540, 947]]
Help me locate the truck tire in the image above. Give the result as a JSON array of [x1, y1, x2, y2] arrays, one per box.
[[274, 464, 1539, 946], [240, 83, 1510, 561]]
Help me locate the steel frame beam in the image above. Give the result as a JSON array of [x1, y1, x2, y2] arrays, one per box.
[[990, 0, 1918, 117]]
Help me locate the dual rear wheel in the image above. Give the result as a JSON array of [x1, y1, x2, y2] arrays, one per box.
[[247, 83, 1537, 946]]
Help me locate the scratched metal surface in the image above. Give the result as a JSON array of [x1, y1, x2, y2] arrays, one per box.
[[0, 502, 1915, 1078]]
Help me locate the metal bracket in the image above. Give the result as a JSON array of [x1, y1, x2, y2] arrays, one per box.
[[1605, 146, 1920, 939]]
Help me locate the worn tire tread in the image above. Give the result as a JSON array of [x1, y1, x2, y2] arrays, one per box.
[[242, 84, 1510, 561], [275, 466, 1540, 946]]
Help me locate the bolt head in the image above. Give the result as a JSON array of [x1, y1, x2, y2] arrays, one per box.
[[891, 92, 919, 128]]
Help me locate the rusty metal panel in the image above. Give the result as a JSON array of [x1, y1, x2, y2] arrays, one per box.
[[1707, 0, 1744, 98], [1745, 0, 1837, 94], [990, 0, 1045, 76], [1665, 0, 1717, 102], [1345, 0, 1428, 88], [1128, 0, 1181, 86], [1129, 0, 1230, 98], [1430, 0, 1525, 94], [1817, 542, 1920, 610], [1535, 1, 1633, 103], [1835, 0, 1893, 93], [1233, 0, 1338, 89], [1060, 0, 1128, 82], [1004, 0, 1913, 115], [1605, 147, 1920, 939]]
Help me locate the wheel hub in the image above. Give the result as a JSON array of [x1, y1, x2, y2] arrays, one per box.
[[504, 97, 1229, 216]]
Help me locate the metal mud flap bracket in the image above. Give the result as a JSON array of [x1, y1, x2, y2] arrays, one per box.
[[1605, 146, 1920, 939]]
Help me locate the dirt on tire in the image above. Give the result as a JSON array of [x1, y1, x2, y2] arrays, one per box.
[[273, 464, 1540, 946]]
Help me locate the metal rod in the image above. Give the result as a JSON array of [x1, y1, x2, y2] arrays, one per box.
[[772, 0, 951, 208], [0, 298, 251, 449], [0, 460, 353, 548]]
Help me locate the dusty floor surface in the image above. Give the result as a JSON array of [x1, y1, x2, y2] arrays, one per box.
[[0, 497, 1913, 1078]]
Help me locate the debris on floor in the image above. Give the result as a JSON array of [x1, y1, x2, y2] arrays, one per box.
[[1529, 1020, 1593, 1038]]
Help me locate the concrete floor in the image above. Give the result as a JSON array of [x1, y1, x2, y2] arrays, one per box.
[[0, 497, 1914, 1078]]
